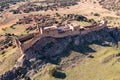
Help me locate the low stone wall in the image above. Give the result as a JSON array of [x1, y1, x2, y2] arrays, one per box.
[[19, 34, 35, 43], [21, 35, 43, 51]]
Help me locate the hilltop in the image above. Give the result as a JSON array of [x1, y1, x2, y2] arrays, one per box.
[[0, 0, 120, 80]]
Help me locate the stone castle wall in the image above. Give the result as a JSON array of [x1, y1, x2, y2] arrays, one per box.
[[18, 23, 107, 53]]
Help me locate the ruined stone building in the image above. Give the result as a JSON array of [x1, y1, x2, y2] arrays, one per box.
[[15, 20, 107, 54]]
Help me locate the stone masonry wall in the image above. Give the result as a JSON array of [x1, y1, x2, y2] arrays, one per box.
[[19, 23, 107, 53]]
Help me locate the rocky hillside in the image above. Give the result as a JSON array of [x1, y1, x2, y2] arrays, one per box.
[[99, 0, 120, 13], [1, 27, 120, 80], [0, 0, 25, 13], [11, 0, 80, 14]]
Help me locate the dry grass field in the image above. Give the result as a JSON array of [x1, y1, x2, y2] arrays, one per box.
[[32, 43, 120, 80], [0, 48, 21, 74]]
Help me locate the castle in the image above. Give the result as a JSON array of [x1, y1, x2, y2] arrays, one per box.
[[15, 20, 107, 54]]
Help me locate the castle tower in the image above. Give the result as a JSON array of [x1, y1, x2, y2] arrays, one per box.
[[37, 24, 43, 34], [14, 37, 23, 54], [40, 27, 43, 34]]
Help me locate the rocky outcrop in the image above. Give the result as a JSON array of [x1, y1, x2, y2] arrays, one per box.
[[24, 27, 117, 59], [0, 27, 120, 80], [109, 28, 120, 42]]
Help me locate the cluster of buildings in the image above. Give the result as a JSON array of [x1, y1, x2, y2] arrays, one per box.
[[39, 22, 79, 35]]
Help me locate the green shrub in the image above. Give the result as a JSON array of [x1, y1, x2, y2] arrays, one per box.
[[48, 67, 66, 79], [4, 45, 8, 49], [1, 51, 6, 55], [13, 45, 16, 48]]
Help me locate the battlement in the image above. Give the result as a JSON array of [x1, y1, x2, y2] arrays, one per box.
[[16, 20, 107, 54]]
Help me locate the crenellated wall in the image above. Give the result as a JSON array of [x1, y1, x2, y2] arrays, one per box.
[[17, 22, 107, 54]]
